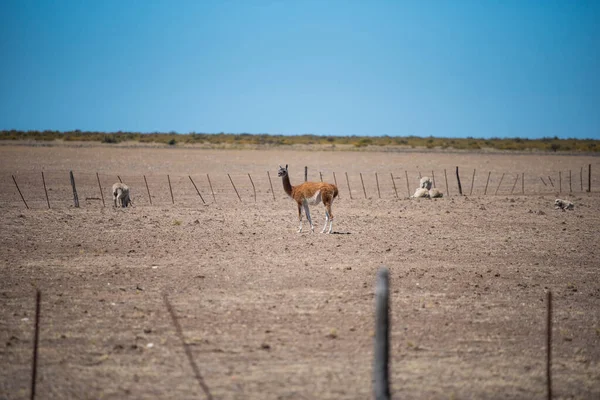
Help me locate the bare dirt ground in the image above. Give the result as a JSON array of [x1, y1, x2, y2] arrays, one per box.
[[1, 144, 599, 400]]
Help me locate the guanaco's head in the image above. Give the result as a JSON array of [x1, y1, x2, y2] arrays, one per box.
[[277, 164, 288, 178]]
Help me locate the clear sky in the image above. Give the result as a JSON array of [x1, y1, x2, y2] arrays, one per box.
[[1, 0, 598, 139]]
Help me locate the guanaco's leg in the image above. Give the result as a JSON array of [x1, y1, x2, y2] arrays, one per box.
[[297, 202, 303, 233], [303, 200, 314, 232]]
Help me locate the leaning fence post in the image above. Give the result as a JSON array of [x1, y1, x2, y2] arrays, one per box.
[[522, 173, 525, 194], [580, 167, 583, 192], [431, 170, 436, 188], [547, 291, 553, 400], [345, 172, 353, 199], [248, 173, 256, 202], [374, 268, 390, 400], [319, 172, 323, 182], [207, 174, 217, 203], [12, 175, 29, 209], [495, 172, 505, 195], [305, 166, 308, 182], [118, 175, 123, 183], [405, 170, 410, 197], [143, 175, 152, 205], [267, 171, 275, 201], [30, 290, 41, 400], [548, 176, 554, 188], [360, 173, 367, 199], [444, 169, 450, 197], [167, 175, 174, 204], [42, 172, 50, 209], [228, 174, 242, 202], [189, 176, 206, 204], [510, 174, 519, 194], [569, 170, 572, 193], [470, 169, 476, 196], [375, 173, 381, 199], [69, 171, 79, 208], [456, 166, 463, 196], [95, 172, 105, 207], [390, 173, 398, 198], [484, 172, 491, 195]]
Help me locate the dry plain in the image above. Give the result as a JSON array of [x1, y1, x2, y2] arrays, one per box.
[[1, 143, 599, 400]]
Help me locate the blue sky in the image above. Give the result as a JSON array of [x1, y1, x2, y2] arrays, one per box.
[[1, 1, 598, 139]]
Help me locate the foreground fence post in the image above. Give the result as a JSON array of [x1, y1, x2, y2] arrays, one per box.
[[11, 175, 29, 209], [547, 291, 553, 400], [470, 169, 476, 196], [390, 173, 398, 198], [360, 173, 367, 199], [580, 167, 583, 192], [41, 172, 50, 208], [345, 172, 353, 199], [522, 172, 525, 194], [444, 169, 450, 196], [456, 166, 463, 196], [305, 166, 308, 182], [228, 174, 242, 202], [510, 173, 519, 194], [319, 172, 323, 182], [495, 173, 505, 195], [559, 171, 562, 194], [143, 175, 152, 205], [431, 170, 436, 188], [189, 176, 206, 204], [30, 290, 41, 400], [207, 174, 216, 203], [248, 173, 256, 202], [588, 164, 591, 192], [267, 171, 275, 201], [484, 172, 491, 195], [569, 170, 572, 193], [95, 172, 105, 207], [405, 170, 410, 197], [374, 268, 390, 400], [375, 173, 381, 199], [69, 171, 79, 208], [167, 175, 174, 204]]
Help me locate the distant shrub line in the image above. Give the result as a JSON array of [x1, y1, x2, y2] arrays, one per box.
[[1, 130, 598, 152]]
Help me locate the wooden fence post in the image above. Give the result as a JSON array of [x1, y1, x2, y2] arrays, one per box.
[[558, 171, 562, 194], [30, 290, 41, 400], [470, 169, 476, 196], [484, 172, 491, 195], [390, 173, 398, 198], [495, 173, 505, 195], [360, 173, 367, 199], [12, 175, 29, 209], [95, 172, 104, 207], [375, 173, 381, 199], [580, 167, 583, 192], [144, 175, 152, 205], [456, 166, 463, 196], [267, 171, 275, 201], [522, 173, 524, 194], [228, 174, 242, 202], [305, 166, 308, 182], [42, 172, 50, 208], [510, 174, 519, 194], [569, 170, 572, 193], [207, 174, 216, 203], [444, 169, 450, 197], [547, 176, 554, 188], [69, 171, 79, 208], [333, 172, 340, 199], [248, 173, 256, 202], [167, 175, 174, 204], [587, 164, 591, 192], [374, 268, 390, 400], [319, 172, 323, 182], [345, 172, 353, 199], [405, 170, 410, 197], [189, 176, 206, 204], [431, 170, 436, 188]]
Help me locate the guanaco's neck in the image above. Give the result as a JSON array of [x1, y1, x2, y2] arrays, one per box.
[[282, 174, 293, 197]]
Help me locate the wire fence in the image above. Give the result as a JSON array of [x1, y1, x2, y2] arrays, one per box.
[[0, 165, 595, 209]]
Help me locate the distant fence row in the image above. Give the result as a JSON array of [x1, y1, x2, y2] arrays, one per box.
[[0, 165, 594, 209]]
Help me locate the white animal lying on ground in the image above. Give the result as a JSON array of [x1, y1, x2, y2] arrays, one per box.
[[412, 188, 430, 198], [112, 183, 131, 208], [429, 188, 443, 198], [419, 176, 433, 190], [554, 199, 574, 211]]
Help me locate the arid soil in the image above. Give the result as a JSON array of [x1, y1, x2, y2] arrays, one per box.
[[1, 143, 599, 400]]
